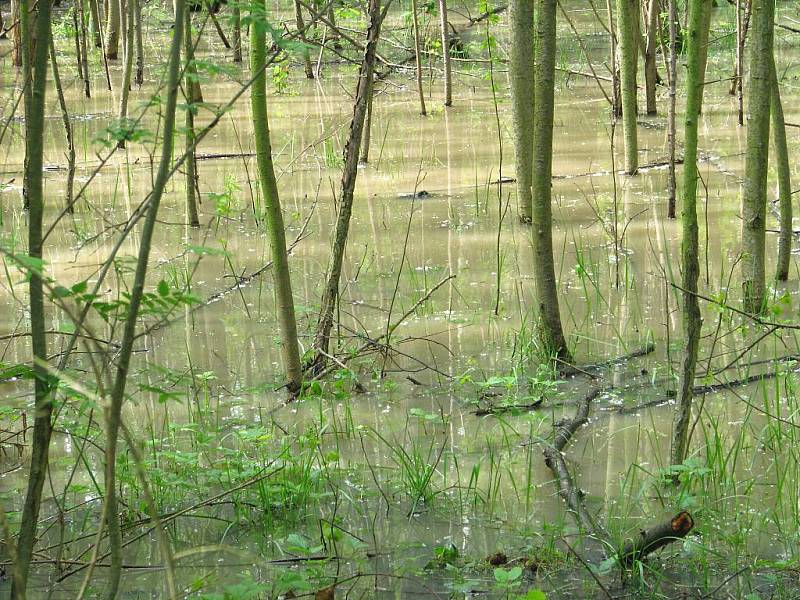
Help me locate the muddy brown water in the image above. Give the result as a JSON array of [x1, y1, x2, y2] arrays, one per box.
[[1, 2, 800, 598]]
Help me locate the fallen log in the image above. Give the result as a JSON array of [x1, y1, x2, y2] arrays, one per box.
[[620, 511, 694, 565]]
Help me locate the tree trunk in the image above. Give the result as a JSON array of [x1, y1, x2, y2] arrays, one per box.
[[105, 0, 120, 59], [102, 1, 186, 596], [295, 0, 314, 77], [232, 2, 242, 62], [670, 0, 711, 469], [605, 0, 621, 117], [185, 9, 200, 227], [360, 72, 374, 163], [532, 0, 571, 361], [251, 0, 304, 393], [438, 0, 452, 106], [741, 0, 773, 313], [10, 0, 53, 593], [667, 0, 678, 218], [616, 0, 638, 174], [135, 0, 144, 84], [411, 0, 426, 115], [695, 0, 712, 113], [89, 0, 102, 47], [49, 40, 76, 212], [185, 14, 203, 102], [643, 0, 659, 115], [11, 0, 22, 66], [311, 0, 384, 373], [77, 0, 91, 96], [117, 0, 135, 149], [771, 59, 792, 282], [510, 0, 534, 224]]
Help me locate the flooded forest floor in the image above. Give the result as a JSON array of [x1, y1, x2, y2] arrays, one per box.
[[2, 1, 800, 598]]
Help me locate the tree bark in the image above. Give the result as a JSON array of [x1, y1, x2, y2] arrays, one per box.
[[741, 0, 773, 313], [671, 0, 711, 469], [438, 0, 452, 106], [620, 512, 695, 564], [311, 0, 384, 373], [532, 0, 571, 361], [643, 0, 659, 115], [185, 8, 200, 228], [411, 0, 426, 115], [49, 40, 76, 212], [771, 59, 792, 282], [667, 0, 678, 218], [102, 1, 185, 596], [510, 0, 534, 224], [295, 0, 314, 77], [117, 0, 135, 148], [616, 0, 638, 174], [105, 0, 120, 59], [11, 0, 53, 593], [89, 0, 102, 47], [695, 0, 712, 113], [134, 0, 144, 84], [251, 0, 304, 393]]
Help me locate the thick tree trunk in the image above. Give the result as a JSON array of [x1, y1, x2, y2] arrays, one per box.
[[11, 0, 53, 593], [89, 0, 102, 47], [695, 0, 712, 113], [741, 0, 773, 313], [771, 59, 792, 282], [510, 0, 534, 224], [616, 0, 638, 174], [532, 0, 571, 361], [438, 0, 452, 106], [671, 0, 711, 469], [311, 0, 384, 372], [105, 0, 120, 59], [11, 0, 22, 66]]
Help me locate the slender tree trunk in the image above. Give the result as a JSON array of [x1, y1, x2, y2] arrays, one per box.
[[616, 0, 638, 174], [411, 0, 426, 115], [741, 0, 773, 313], [185, 14, 203, 102], [134, 0, 144, 84], [670, 0, 711, 469], [232, 3, 242, 62], [295, 0, 314, 77], [117, 0, 134, 149], [251, 0, 304, 392], [105, 0, 120, 59], [606, 0, 621, 117], [667, 0, 678, 218], [438, 0, 452, 106], [360, 72, 374, 163], [510, 0, 534, 224], [10, 0, 53, 593], [11, 0, 22, 66], [695, 0, 711, 113], [643, 0, 658, 115], [102, 2, 185, 597], [77, 0, 91, 96], [49, 40, 76, 212], [532, 0, 571, 361], [772, 59, 791, 282], [185, 9, 200, 227], [311, 0, 384, 372]]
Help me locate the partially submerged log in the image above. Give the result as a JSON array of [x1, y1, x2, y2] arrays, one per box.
[[620, 511, 694, 565]]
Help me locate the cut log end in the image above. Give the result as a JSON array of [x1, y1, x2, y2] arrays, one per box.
[[620, 511, 694, 565]]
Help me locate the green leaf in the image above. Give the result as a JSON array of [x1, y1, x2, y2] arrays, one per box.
[[157, 280, 170, 297], [517, 590, 546, 600]]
